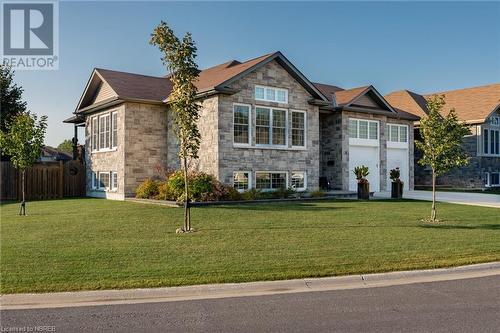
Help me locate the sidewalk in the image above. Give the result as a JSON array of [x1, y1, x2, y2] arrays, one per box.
[[1, 262, 499, 310], [375, 190, 500, 208]]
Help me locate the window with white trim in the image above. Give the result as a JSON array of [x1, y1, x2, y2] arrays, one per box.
[[489, 116, 500, 126], [256, 172, 287, 190], [291, 172, 306, 191], [255, 107, 287, 146], [98, 172, 110, 191], [91, 117, 98, 151], [111, 112, 118, 148], [291, 111, 305, 147], [349, 119, 378, 140], [486, 172, 500, 187], [483, 128, 500, 156], [98, 114, 110, 150], [233, 104, 250, 145], [111, 172, 118, 191], [388, 124, 408, 143], [255, 85, 288, 103], [233, 171, 250, 191]]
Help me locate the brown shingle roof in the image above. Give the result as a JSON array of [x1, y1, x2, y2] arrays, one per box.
[[334, 86, 371, 106], [93, 53, 276, 105], [385, 84, 500, 123]]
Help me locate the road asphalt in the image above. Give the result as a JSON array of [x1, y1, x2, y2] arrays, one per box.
[[1, 275, 499, 333]]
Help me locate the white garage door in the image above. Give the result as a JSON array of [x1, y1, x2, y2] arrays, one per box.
[[349, 146, 380, 192], [387, 147, 409, 190]]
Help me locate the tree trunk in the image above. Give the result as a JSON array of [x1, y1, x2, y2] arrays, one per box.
[[182, 156, 190, 231], [19, 169, 26, 216], [431, 169, 436, 221]]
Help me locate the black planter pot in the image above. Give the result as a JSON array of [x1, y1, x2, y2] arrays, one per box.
[[357, 182, 370, 200], [391, 181, 404, 199]]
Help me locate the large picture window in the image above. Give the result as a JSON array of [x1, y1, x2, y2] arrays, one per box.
[[255, 107, 287, 146], [291, 111, 305, 147], [98, 172, 110, 190], [486, 172, 500, 187], [233, 104, 250, 145], [256, 172, 287, 190]]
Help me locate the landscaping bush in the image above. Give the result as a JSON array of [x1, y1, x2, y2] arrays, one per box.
[[155, 181, 176, 201], [241, 188, 262, 200], [273, 187, 296, 199], [310, 189, 326, 198], [135, 178, 160, 199]]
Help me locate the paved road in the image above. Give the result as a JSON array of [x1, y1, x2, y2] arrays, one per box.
[[2, 276, 499, 333], [375, 190, 500, 208]]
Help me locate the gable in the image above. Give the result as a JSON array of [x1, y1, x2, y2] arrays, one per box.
[[76, 71, 118, 112], [352, 93, 382, 108], [225, 59, 315, 101], [92, 81, 116, 104]]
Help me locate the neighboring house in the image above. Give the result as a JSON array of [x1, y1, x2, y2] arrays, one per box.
[[385, 84, 500, 188], [39, 146, 72, 162], [64, 51, 417, 200]]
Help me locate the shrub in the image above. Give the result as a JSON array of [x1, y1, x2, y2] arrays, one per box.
[[273, 187, 296, 199], [354, 165, 369, 184], [310, 189, 326, 198], [241, 188, 262, 200], [135, 178, 160, 199], [155, 181, 176, 201], [390, 167, 401, 182]]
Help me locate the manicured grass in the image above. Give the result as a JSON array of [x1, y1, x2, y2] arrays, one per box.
[[1, 198, 499, 294]]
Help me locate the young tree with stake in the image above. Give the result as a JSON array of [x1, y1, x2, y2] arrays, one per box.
[[0, 112, 47, 215], [415, 95, 469, 222], [150, 22, 201, 232]]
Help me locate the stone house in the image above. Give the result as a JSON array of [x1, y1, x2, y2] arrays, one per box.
[[64, 52, 417, 200], [385, 84, 500, 189]]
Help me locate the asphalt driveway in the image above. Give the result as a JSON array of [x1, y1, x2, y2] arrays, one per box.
[[375, 190, 500, 208]]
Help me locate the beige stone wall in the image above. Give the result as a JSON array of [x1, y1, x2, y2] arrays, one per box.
[[190, 97, 219, 177], [85, 105, 125, 200], [123, 102, 171, 196], [216, 60, 320, 190]]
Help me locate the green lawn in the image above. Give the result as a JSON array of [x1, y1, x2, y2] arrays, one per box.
[[1, 198, 499, 294]]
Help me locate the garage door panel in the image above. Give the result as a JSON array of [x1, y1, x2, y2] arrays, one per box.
[[349, 146, 380, 192], [387, 148, 409, 190]]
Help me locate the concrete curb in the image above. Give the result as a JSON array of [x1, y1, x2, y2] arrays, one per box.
[[1, 262, 499, 310]]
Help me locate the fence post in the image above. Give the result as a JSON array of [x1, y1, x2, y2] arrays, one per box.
[[59, 160, 64, 198]]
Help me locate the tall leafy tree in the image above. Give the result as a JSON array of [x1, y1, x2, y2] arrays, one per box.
[[57, 139, 73, 153], [416, 95, 470, 222], [0, 112, 47, 215], [150, 21, 201, 232], [0, 65, 27, 133]]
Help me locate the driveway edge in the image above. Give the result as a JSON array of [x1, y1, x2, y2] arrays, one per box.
[[2, 262, 499, 310]]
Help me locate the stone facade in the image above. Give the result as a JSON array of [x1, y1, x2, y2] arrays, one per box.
[[414, 112, 500, 188], [216, 60, 320, 190], [320, 110, 415, 191]]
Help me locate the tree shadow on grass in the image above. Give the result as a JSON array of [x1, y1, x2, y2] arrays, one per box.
[[420, 224, 500, 231]]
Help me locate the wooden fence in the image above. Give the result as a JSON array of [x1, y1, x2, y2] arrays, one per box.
[[0, 160, 86, 201]]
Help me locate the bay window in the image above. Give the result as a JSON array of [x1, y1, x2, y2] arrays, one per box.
[[98, 172, 110, 190], [91, 110, 118, 152], [91, 117, 98, 151], [233, 104, 250, 145], [111, 172, 118, 191], [98, 114, 110, 150]]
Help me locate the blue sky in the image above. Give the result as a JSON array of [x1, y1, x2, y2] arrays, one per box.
[[13, 1, 500, 146]]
